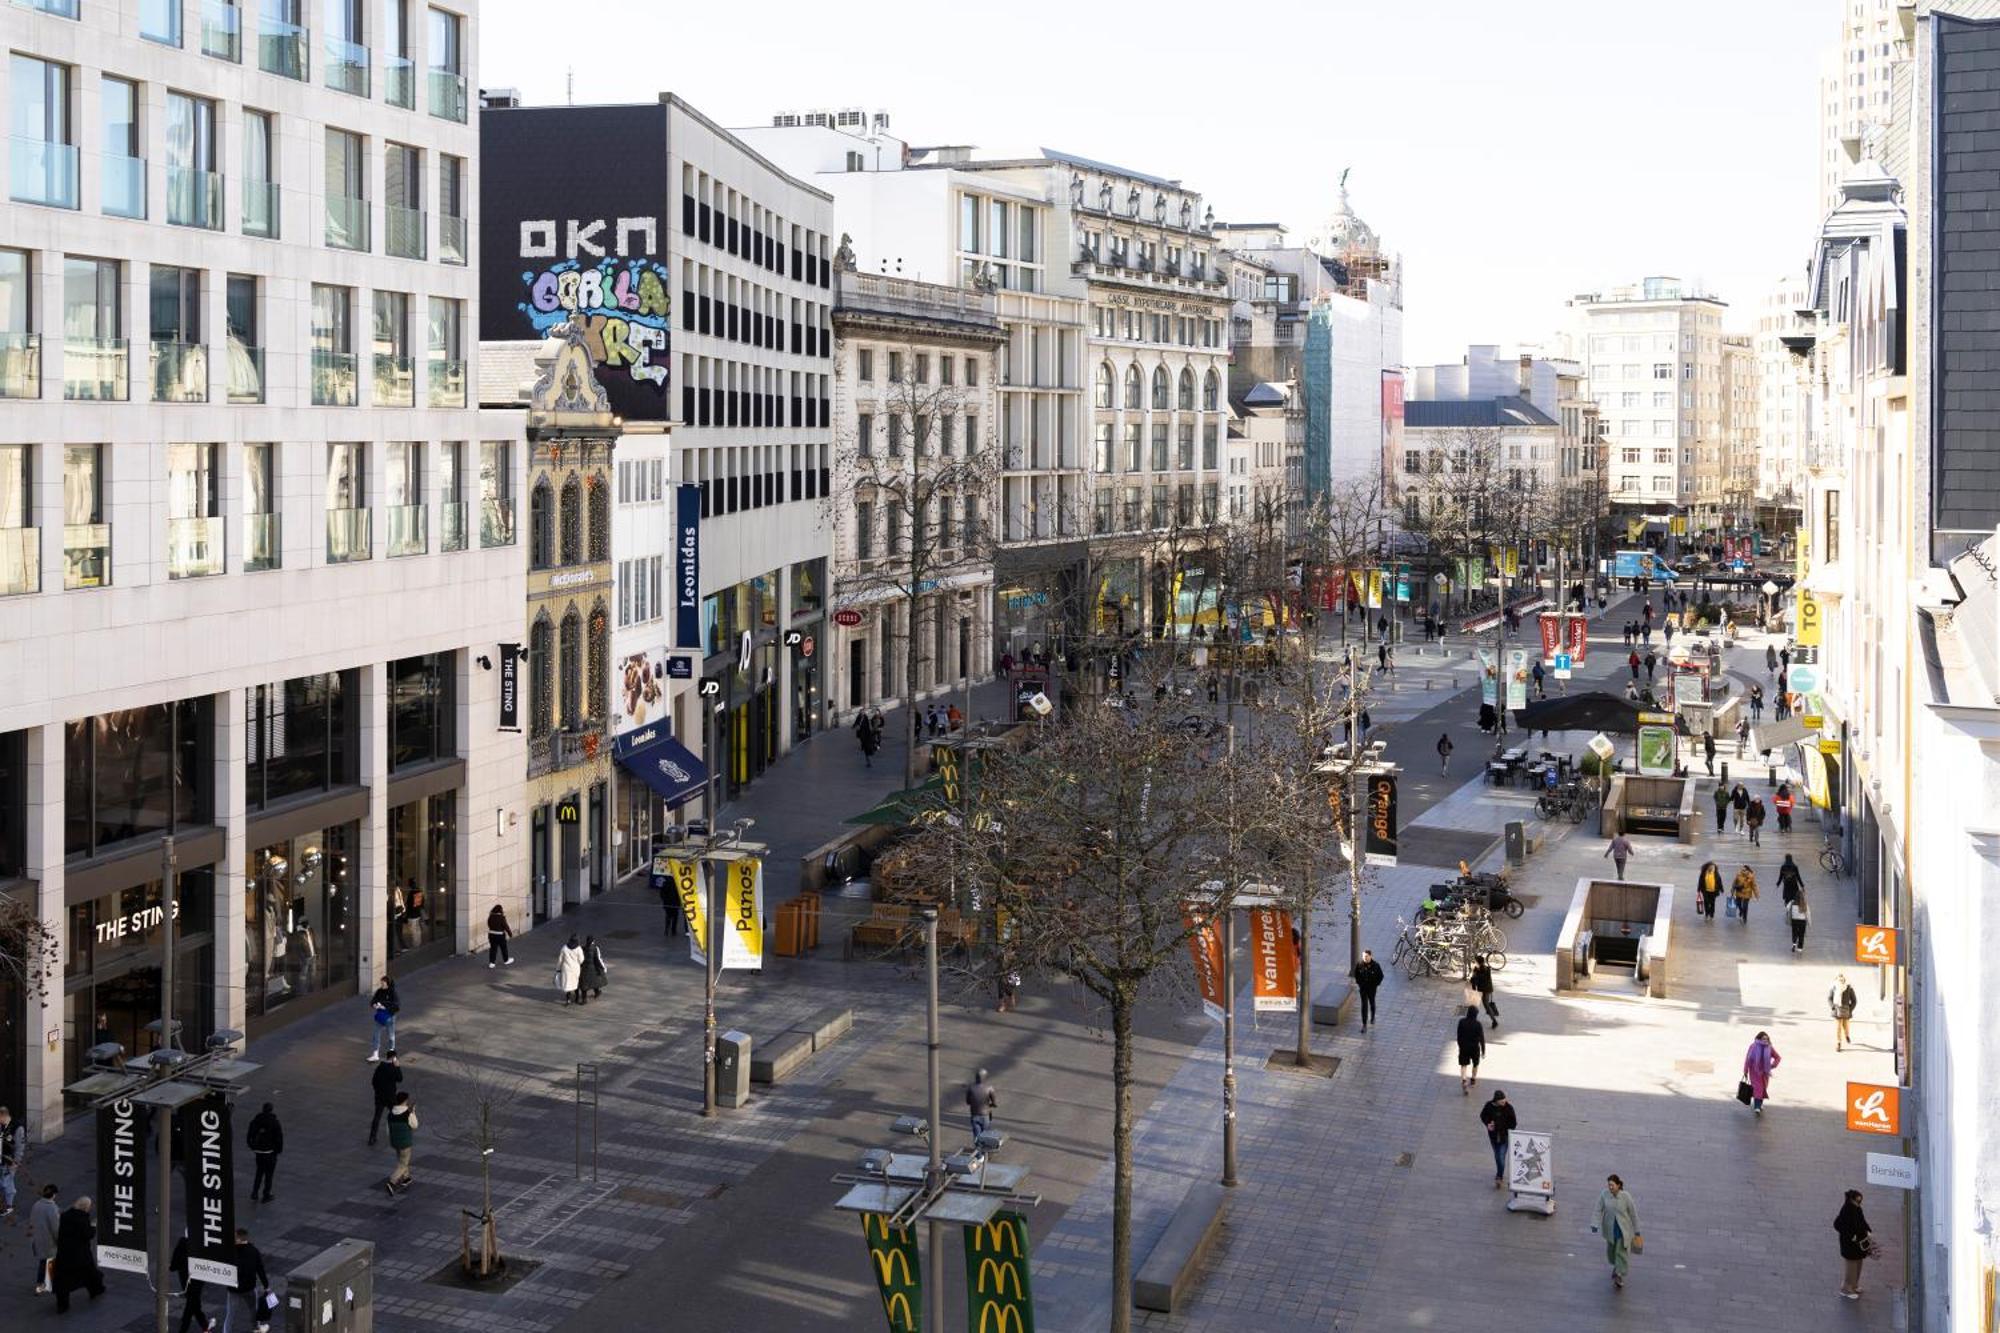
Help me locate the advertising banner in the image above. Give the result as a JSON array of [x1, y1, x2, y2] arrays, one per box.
[[965, 1211, 1035, 1333], [1364, 773, 1399, 867], [721, 856, 764, 971], [1672, 670, 1707, 707], [497, 643, 521, 732], [1249, 908, 1298, 1012], [1795, 591, 1823, 647], [1855, 925, 1899, 966], [1365, 570, 1383, 609], [1636, 724, 1676, 776], [1507, 1129, 1554, 1197], [862, 1213, 922, 1332], [1846, 1082, 1901, 1136], [675, 483, 701, 650], [670, 857, 708, 965], [1537, 613, 1562, 662], [1504, 649, 1530, 710], [1183, 904, 1226, 1022], [178, 1094, 238, 1287], [1395, 567, 1411, 604], [95, 1098, 148, 1274], [1564, 614, 1589, 663], [1478, 650, 1497, 705]]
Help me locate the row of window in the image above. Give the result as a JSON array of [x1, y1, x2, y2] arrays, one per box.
[[1091, 306, 1223, 349], [853, 493, 983, 562], [1091, 422, 1220, 474], [525, 597, 609, 740], [855, 410, 982, 459], [856, 347, 981, 388], [1093, 362, 1223, 412], [1076, 227, 1212, 283], [1087, 482, 1221, 534], [615, 457, 665, 505], [525, 470, 610, 572], [678, 359, 828, 432], [681, 259, 828, 357], [616, 554, 664, 628], [684, 442, 829, 520], [956, 192, 1043, 294], [681, 167, 830, 289]]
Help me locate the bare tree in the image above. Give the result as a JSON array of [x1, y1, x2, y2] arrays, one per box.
[[1400, 427, 1525, 613], [0, 893, 59, 1015], [428, 1021, 537, 1279]]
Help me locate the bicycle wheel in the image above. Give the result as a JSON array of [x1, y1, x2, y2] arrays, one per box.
[[1483, 950, 1508, 972], [1502, 899, 1525, 919], [1478, 926, 1508, 954], [1535, 794, 1557, 818], [1567, 800, 1587, 824], [1819, 848, 1842, 874]]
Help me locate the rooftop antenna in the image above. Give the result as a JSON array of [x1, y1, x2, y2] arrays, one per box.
[[566, 67, 573, 106]]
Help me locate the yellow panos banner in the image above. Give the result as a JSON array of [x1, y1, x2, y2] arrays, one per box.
[[669, 858, 708, 966], [1366, 570, 1383, 608], [1670, 515, 1687, 536], [722, 856, 764, 971], [1504, 548, 1519, 577], [862, 1213, 922, 1332], [1796, 591, 1823, 647], [965, 1210, 1035, 1333]]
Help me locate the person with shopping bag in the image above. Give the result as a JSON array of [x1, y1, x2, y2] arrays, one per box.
[[1592, 1175, 1643, 1289]]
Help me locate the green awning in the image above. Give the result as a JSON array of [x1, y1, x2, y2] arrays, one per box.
[[846, 776, 946, 826]]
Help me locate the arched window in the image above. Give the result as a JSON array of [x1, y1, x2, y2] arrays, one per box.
[[1177, 367, 1195, 411], [1124, 364, 1142, 410], [1203, 369, 1220, 411], [588, 474, 610, 562], [528, 612, 554, 738], [587, 599, 608, 722], [1095, 362, 1114, 409], [529, 479, 554, 570], [1151, 366, 1169, 410], [559, 476, 583, 566], [559, 606, 583, 728]]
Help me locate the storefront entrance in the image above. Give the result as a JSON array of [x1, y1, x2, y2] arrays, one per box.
[[387, 793, 456, 966], [63, 869, 215, 1086], [245, 823, 359, 1022]]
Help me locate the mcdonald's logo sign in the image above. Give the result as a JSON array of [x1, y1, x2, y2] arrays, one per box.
[[884, 1293, 916, 1326], [970, 1215, 1024, 1258], [963, 1209, 1035, 1333], [976, 1305, 1028, 1333], [975, 1257, 1025, 1299], [860, 1213, 921, 1333], [874, 1246, 916, 1287]]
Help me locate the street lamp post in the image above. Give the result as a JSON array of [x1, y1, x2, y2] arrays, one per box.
[[153, 835, 176, 1333], [923, 908, 944, 1333]]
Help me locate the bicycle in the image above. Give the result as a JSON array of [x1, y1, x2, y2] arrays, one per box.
[[1820, 838, 1850, 875]]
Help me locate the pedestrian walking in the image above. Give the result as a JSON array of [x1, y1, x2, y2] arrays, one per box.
[[1786, 887, 1811, 953], [1628, 650, 1641, 680], [367, 976, 400, 1061], [1352, 950, 1384, 1030], [555, 935, 585, 1006], [580, 935, 610, 1002], [1835, 1189, 1873, 1299], [1777, 853, 1804, 906], [1830, 974, 1858, 1051], [854, 710, 879, 767], [1730, 782, 1750, 832], [1766, 644, 1779, 679], [228, 1227, 272, 1333], [1702, 732, 1716, 776], [486, 902, 515, 966], [1695, 860, 1723, 921], [1437, 732, 1454, 776], [245, 1102, 282, 1203], [1358, 707, 1371, 738], [1604, 832, 1634, 881], [966, 1068, 998, 1138], [1377, 642, 1389, 671], [1736, 714, 1751, 757], [1532, 661, 1546, 699], [1469, 955, 1499, 1027], [1780, 647, 1791, 678], [1712, 781, 1730, 833], [1741, 1030, 1781, 1115], [1592, 1175, 1643, 1289], [29, 1182, 59, 1294], [1456, 1005, 1486, 1095], [1731, 865, 1759, 924], [1774, 784, 1795, 833], [1746, 795, 1767, 846], [384, 1093, 418, 1195], [0, 1103, 24, 1216], [1750, 684, 1764, 720], [1644, 651, 1657, 682], [170, 1231, 215, 1333], [657, 874, 684, 936], [367, 1050, 402, 1146], [51, 1196, 104, 1313], [1478, 1090, 1517, 1189]]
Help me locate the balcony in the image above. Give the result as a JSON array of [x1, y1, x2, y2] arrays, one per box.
[[102, 154, 146, 219], [226, 343, 263, 403], [479, 496, 514, 548], [386, 503, 426, 557], [325, 507, 369, 563], [385, 205, 425, 260], [428, 358, 465, 407], [245, 511, 280, 572], [167, 166, 222, 229], [150, 340, 208, 402], [311, 349, 356, 406], [325, 37, 369, 97], [64, 339, 128, 401], [439, 213, 467, 265], [9, 138, 78, 209], [242, 178, 279, 238], [259, 19, 308, 80], [62, 524, 110, 588], [325, 194, 368, 251], [0, 333, 41, 399], [372, 353, 414, 406], [384, 54, 415, 108], [428, 68, 467, 122], [140, 0, 181, 44], [199, 0, 240, 60], [439, 499, 467, 552], [167, 515, 224, 579], [0, 528, 38, 596]]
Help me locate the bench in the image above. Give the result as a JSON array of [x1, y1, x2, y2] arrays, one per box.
[[1310, 979, 1356, 1028], [749, 1030, 814, 1085], [1134, 1180, 1228, 1312], [849, 904, 914, 953], [792, 1005, 853, 1051]]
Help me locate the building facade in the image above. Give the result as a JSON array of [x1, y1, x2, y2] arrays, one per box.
[[1716, 333, 1760, 525], [0, 0, 522, 1136], [1753, 275, 1813, 510]]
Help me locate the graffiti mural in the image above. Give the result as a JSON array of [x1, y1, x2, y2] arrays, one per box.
[[520, 257, 671, 390]]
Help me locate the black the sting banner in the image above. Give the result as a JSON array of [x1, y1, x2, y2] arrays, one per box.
[[1363, 773, 1399, 867], [178, 1095, 237, 1286], [95, 1098, 148, 1273], [498, 642, 521, 732]]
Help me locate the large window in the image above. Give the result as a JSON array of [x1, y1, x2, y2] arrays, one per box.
[[9, 55, 77, 210], [242, 108, 277, 237], [385, 142, 423, 259], [63, 444, 108, 588], [64, 698, 212, 859], [439, 153, 467, 263], [326, 441, 368, 562], [310, 284, 355, 405], [528, 613, 553, 738], [101, 77, 144, 220], [245, 673, 356, 809], [64, 257, 125, 401], [165, 91, 221, 229], [386, 792, 452, 957], [166, 443, 222, 578], [558, 607, 583, 727], [427, 6, 465, 121], [324, 127, 368, 251], [245, 822, 358, 1015], [150, 265, 206, 402], [388, 652, 454, 770], [479, 441, 514, 548]]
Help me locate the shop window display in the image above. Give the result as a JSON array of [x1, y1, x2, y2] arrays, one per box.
[[244, 823, 358, 1016]]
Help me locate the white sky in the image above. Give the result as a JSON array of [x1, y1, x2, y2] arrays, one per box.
[[480, 0, 1830, 365]]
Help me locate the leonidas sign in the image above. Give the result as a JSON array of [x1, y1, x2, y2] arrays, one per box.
[[1249, 908, 1298, 1012]]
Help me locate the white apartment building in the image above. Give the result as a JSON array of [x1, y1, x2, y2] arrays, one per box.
[[606, 425, 675, 875], [0, 0, 523, 1137], [1717, 333, 1759, 522], [1226, 380, 1292, 525], [1400, 396, 1563, 527], [1819, 0, 1903, 217], [1753, 276, 1812, 509]]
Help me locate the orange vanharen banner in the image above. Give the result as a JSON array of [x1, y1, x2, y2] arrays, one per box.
[[1184, 904, 1226, 1022], [1846, 1082, 1901, 1136], [1250, 908, 1298, 1012], [1855, 925, 1899, 967]]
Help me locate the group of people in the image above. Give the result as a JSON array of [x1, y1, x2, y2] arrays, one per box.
[[555, 934, 612, 1005], [1711, 782, 1771, 845]]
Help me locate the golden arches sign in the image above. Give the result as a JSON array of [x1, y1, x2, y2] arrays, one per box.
[[964, 1210, 1035, 1333], [860, 1213, 921, 1333]]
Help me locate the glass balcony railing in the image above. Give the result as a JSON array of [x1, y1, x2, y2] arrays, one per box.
[[384, 54, 415, 108], [64, 339, 128, 401], [372, 353, 414, 406], [385, 205, 425, 259], [325, 36, 369, 97], [0, 333, 42, 399], [226, 343, 263, 402], [151, 340, 208, 402], [140, 0, 182, 45], [102, 154, 146, 219], [242, 178, 278, 238], [9, 138, 78, 209], [326, 507, 370, 563], [200, 0, 241, 60], [439, 213, 467, 265], [386, 503, 426, 557], [439, 499, 467, 552], [325, 194, 368, 250], [311, 349, 356, 406], [480, 496, 515, 548], [63, 523, 110, 589], [259, 19, 307, 80], [15, 0, 81, 15], [167, 165, 222, 229], [244, 512, 280, 572], [167, 515, 224, 579], [0, 528, 39, 596], [428, 358, 465, 407], [428, 68, 467, 122]]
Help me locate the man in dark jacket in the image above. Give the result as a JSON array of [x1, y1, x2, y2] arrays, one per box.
[[52, 1196, 104, 1312], [1456, 1005, 1487, 1096], [1479, 1090, 1518, 1188], [246, 1102, 283, 1202], [232, 1226, 272, 1332], [1351, 950, 1385, 1030], [168, 1231, 211, 1333], [965, 1069, 998, 1138], [368, 1051, 402, 1146]]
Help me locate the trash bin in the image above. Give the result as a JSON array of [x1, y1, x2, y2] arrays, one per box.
[[284, 1239, 374, 1333], [716, 1030, 752, 1109], [1504, 820, 1526, 867]]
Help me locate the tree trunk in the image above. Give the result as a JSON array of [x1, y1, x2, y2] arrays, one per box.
[[903, 591, 922, 790], [1108, 988, 1136, 1333], [1294, 896, 1312, 1065]]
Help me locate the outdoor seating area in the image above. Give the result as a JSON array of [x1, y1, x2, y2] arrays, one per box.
[[845, 902, 979, 956], [1554, 876, 1675, 997], [1487, 746, 1574, 788]]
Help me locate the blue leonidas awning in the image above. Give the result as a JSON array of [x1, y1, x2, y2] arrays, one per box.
[[612, 725, 707, 808]]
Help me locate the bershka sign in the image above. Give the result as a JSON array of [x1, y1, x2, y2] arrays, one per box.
[[498, 642, 521, 732], [178, 1094, 237, 1286], [95, 1098, 148, 1274], [675, 484, 701, 649], [1364, 773, 1399, 866]]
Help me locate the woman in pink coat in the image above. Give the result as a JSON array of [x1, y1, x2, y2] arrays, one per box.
[[1742, 1031, 1781, 1116]]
